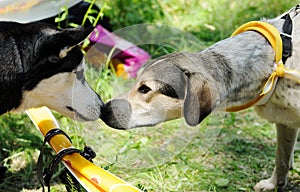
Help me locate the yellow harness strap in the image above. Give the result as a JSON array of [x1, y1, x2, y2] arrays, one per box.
[[226, 21, 300, 112]]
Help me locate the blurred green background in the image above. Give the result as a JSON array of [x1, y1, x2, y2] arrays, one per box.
[[0, 0, 299, 191]]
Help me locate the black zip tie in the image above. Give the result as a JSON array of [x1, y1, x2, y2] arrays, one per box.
[[37, 129, 97, 192], [43, 147, 81, 191], [80, 146, 96, 162], [37, 128, 73, 192], [60, 146, 96, 192]]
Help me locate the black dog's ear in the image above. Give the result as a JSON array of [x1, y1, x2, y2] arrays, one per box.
[[44, 26, 93, 47], [47, 26, 94, 48], [183, 73, 214, 126], [58, 26, 94, 47], [39, 26, 94, 59]]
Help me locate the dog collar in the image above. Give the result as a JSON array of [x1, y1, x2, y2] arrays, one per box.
[[226, 14, 300, 112]]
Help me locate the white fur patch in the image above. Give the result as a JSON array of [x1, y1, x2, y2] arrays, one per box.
[[59, 45, 76, 58], [16, 69, 102, 121], [42, 28, 58, 36]]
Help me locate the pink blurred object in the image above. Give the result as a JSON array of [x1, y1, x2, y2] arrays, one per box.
[[89, 25, 151, 78]]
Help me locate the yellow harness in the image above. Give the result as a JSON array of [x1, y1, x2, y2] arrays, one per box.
[[226, 21, 300, 112]]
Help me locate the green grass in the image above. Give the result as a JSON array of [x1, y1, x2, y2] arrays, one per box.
[[89, 110, 276, 192], [1, 0, 300, 191]]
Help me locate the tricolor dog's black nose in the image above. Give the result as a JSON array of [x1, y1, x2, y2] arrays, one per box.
[[100, 99, 132, 130]]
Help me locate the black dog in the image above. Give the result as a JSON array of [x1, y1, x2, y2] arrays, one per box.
[[0, 21, 103, 120], [0, 21, 104, 183]]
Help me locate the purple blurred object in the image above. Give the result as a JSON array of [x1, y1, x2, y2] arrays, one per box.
[[89, 25, 151, 78]]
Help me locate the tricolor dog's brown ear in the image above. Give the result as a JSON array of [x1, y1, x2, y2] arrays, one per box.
[[183, 72, 214, 126]]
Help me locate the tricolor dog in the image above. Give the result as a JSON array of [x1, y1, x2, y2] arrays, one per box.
[[101, 6, 300, 191], [0, 22, 103, 121]]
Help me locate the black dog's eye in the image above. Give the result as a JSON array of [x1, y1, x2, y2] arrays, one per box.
[[75, 69, 84, 80], [75, 69, 85, 84], [138, 84, 151, 94]]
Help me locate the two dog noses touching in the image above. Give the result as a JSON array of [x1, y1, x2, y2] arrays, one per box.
[[1, 4, 299, 192]]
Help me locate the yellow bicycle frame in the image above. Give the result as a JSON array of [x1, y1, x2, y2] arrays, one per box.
[[26, 106, 141, 192]]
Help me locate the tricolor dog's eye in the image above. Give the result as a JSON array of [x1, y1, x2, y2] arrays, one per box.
[[159, 83, 179, 99], [138, 84, 151, 94]]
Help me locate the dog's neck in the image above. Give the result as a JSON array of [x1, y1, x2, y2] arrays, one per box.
[[198, 29, 277, 111]]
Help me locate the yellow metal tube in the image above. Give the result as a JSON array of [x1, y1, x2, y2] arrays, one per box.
[[26, 106, 141, 192]]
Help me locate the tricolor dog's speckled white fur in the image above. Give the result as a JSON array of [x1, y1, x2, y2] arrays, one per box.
[[101, 6, 300, 191]]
